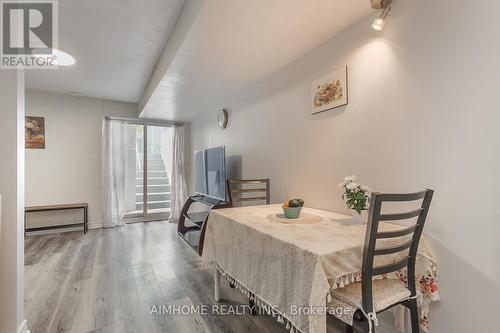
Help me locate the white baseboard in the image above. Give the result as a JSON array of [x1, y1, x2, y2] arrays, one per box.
[[18, 319, 29, 333]]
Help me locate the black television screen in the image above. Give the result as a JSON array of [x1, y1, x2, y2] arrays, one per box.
[[194, 146, 226, 201]]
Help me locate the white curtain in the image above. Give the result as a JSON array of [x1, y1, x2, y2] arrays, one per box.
[[102, 118, 128, 228], [168, 125, 188, 222]]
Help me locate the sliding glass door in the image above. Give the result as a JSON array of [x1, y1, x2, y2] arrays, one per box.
[[125, 122, 173, 221]]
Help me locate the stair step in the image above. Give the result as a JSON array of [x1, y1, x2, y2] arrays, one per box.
[[145, 165, 166, 172], [136, 192, 171, 201], [136, 171, 167, 178], [145, 159, 164, 166], [138, 153, 162, 159], [136, 200, 171, 210], [135, 176, 169, 180], [136, 184, 170, 193], [136, 177, 169, 185]]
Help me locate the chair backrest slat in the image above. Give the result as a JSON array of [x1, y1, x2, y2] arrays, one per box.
[[230, 188, 266, 193], [379, 208, 423, 221], [232, 196, 268, 202], [377, 224, 417, 238], [371, 256, 410, 276], [228, 179, 269, 185], [373, 239, 413, 256], [376, 191, 427, 201], [360, 189, 434, 313], [227, 179, 270, 207]]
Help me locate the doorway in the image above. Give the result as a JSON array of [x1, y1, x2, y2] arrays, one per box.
[[124, 122, 173, 222]]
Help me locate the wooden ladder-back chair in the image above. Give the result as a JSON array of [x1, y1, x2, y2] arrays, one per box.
[[226, 179, 270, 207]]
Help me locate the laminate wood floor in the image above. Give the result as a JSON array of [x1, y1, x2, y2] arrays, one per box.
[[25, 221, 346, 333]]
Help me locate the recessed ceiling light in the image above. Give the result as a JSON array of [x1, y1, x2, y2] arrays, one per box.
[[52, 48, 76, 66], [34, 48, 76, 66]]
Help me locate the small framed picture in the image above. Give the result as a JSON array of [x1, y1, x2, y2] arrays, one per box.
[[311, 66, 348, 114], [25, 116, 46, 149]]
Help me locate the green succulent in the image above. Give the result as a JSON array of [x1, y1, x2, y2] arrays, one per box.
[[288, 199, 304, 207]]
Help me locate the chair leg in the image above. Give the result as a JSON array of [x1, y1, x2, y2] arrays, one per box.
[[345, 323, 354, 333], [408, 298, 420, 333]]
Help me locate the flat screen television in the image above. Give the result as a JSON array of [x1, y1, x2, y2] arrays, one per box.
[[194, 146, 226, 201], [193, 149, 207, 195]]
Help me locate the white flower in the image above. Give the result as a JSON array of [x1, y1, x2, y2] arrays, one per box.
[[346, 182, 360, 190], [344, 175, 357, 181], [360, 185, 372, 193], [338, 181, 348, 188]]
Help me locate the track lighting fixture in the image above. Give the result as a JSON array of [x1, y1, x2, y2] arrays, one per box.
[[370, 0, 392, 31]]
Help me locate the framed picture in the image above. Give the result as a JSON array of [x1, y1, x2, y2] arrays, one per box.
[[311, 66, 348, 114], [25, 116, 45, 149]]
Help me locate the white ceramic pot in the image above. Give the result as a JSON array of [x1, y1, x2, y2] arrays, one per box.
[[350, 209, 368, 224]]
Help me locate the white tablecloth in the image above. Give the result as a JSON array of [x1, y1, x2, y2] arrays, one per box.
[[202, 205, 439, 333]]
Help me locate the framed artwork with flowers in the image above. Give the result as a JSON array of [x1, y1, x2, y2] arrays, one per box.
[[311, 66, 348, 114]]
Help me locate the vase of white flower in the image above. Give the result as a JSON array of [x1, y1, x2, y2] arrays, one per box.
[[338, 175, 372, 224]]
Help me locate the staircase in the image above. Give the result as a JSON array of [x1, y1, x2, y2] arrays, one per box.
[[136, 153, 171, 212]]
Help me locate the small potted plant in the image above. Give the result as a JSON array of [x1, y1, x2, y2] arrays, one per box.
[[339, 176, 372, 223], [282, 199, 305, 219]]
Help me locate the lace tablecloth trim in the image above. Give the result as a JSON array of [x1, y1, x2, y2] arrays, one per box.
[[216, 264, 303, 333]]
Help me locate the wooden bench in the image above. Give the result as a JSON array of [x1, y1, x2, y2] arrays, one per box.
[[25, 203, 88, 235]]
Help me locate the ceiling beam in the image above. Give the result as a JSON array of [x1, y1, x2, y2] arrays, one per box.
[[138, 0, 205, 117]]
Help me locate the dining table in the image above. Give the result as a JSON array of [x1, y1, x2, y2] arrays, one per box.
[[201, 204, 439, 333]]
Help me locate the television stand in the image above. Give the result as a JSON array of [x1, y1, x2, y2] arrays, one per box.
[[177, 194, 230, 255]]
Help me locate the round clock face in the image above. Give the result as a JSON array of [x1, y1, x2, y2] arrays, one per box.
[[218, 109, 228, 129]]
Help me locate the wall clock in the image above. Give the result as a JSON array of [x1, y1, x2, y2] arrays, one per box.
[[218, 109, 228, 129]]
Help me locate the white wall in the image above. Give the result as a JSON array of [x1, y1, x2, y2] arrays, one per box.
[[25, 90, 138, 228], [0, 70, 26, 333], [190, 0, 500, 331]]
